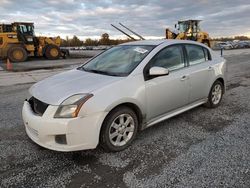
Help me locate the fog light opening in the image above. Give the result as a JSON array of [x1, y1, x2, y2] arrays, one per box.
[[55, 134, 67, 145]]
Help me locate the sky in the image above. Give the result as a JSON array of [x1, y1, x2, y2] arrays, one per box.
[[0, 0, 250, 40]]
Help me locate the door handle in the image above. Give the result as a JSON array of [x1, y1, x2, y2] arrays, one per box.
[[180, 75, 188, 81]]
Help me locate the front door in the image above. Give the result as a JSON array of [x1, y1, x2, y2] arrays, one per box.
[[144, 45, 190, 121]]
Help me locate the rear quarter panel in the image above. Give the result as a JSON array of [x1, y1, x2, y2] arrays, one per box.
[[210, 50, 227, 91]]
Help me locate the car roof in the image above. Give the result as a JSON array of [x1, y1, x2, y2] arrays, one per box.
[[120, 39, 166, 46], [120, 39, 207, 47]]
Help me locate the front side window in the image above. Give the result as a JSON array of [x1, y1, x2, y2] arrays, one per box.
[[149, 45, 185, 71], [186, 45, 206, 65], [82, 45, 154, 76]]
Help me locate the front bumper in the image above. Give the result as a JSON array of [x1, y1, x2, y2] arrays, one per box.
[[22, 101, 108, 151]]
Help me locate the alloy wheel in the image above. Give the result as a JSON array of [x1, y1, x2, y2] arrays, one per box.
[[211, 84, 222, 105], [108, 114, 135, 147]]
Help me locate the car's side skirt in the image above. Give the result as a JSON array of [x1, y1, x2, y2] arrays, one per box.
[[144, 99, 207, 129]]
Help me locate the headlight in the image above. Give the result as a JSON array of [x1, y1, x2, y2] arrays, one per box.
[[7, 34, 17, 38], [54, 94, 93, 118]]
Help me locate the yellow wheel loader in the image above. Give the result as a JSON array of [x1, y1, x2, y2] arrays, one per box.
[[0, 22, 66, 62], [166, 20, 211, 47]]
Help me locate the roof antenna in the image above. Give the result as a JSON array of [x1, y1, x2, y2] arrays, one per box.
[[119, 23, 145, 40], [111, 24, 136, 41]]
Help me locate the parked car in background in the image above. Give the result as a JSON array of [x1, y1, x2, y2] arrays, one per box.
[[217, 42, 233, 50], [235, 41, 250, 48], [22, 39, 226, 152], [213, 40, 250, 50]]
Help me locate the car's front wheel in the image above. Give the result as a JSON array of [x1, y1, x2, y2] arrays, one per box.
[[205, 80, 223, 108], [100, 107, 138, 152]]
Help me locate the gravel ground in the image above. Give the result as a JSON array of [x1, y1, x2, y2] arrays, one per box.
[[0, 49, 250, 187]]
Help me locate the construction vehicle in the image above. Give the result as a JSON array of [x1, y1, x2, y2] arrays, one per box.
[[166, 20, 211, 47], [0, 22, 65, 62]]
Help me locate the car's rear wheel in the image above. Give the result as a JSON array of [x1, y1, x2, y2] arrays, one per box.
[[100, 107, 138, 152], [205, 80, 223, 108]]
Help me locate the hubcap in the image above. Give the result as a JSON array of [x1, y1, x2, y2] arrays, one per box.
[[50, 48, 59, 57], [109, 114, 135, 147], [211, 84, 222, 105], [13, 50, 24, 60]]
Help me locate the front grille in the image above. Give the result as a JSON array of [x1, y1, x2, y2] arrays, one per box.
[[28, 97, 49, 116]]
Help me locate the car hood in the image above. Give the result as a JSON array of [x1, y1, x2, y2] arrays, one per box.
[[29, 69, 123, 105]]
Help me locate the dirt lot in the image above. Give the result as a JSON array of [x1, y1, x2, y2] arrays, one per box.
[[0, 49, 250, 187]]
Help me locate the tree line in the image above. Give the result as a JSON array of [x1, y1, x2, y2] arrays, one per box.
[[61, 33, 133, 47]]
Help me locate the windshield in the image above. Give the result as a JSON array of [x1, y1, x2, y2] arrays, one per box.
[[178, 22, 188, 33], [18, 24, 34, 35], [81, 45, 154, 76]]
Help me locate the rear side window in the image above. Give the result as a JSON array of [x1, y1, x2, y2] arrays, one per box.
[[0, 37, 3, 45], [203, 47, 211, 61], [186, 45, 206, 65], [149, 45, 185, 71]]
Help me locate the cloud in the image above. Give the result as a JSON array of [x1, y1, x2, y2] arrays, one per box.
[[0, 0, 249, 39]]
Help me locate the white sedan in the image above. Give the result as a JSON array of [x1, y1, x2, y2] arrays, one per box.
[[22, 39, 226, 152]]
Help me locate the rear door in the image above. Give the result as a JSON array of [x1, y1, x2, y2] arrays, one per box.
[[184, 44, 213, 103]]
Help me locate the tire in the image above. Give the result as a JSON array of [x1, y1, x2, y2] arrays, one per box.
[[205, 80, 223, 108], [44, 44, 60, 60], [100, 106, 138, 152], [7, 46, 28, 62]]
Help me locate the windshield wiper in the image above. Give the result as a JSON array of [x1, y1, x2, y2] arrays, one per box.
[[88, 69, 108, 75], [80, 67, 124, 77]]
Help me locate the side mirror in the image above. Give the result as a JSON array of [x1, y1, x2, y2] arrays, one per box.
[[149, 66, 169, 76]]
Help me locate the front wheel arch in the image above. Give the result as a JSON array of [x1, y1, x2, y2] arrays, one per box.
[[105, 102, 144, 129]]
